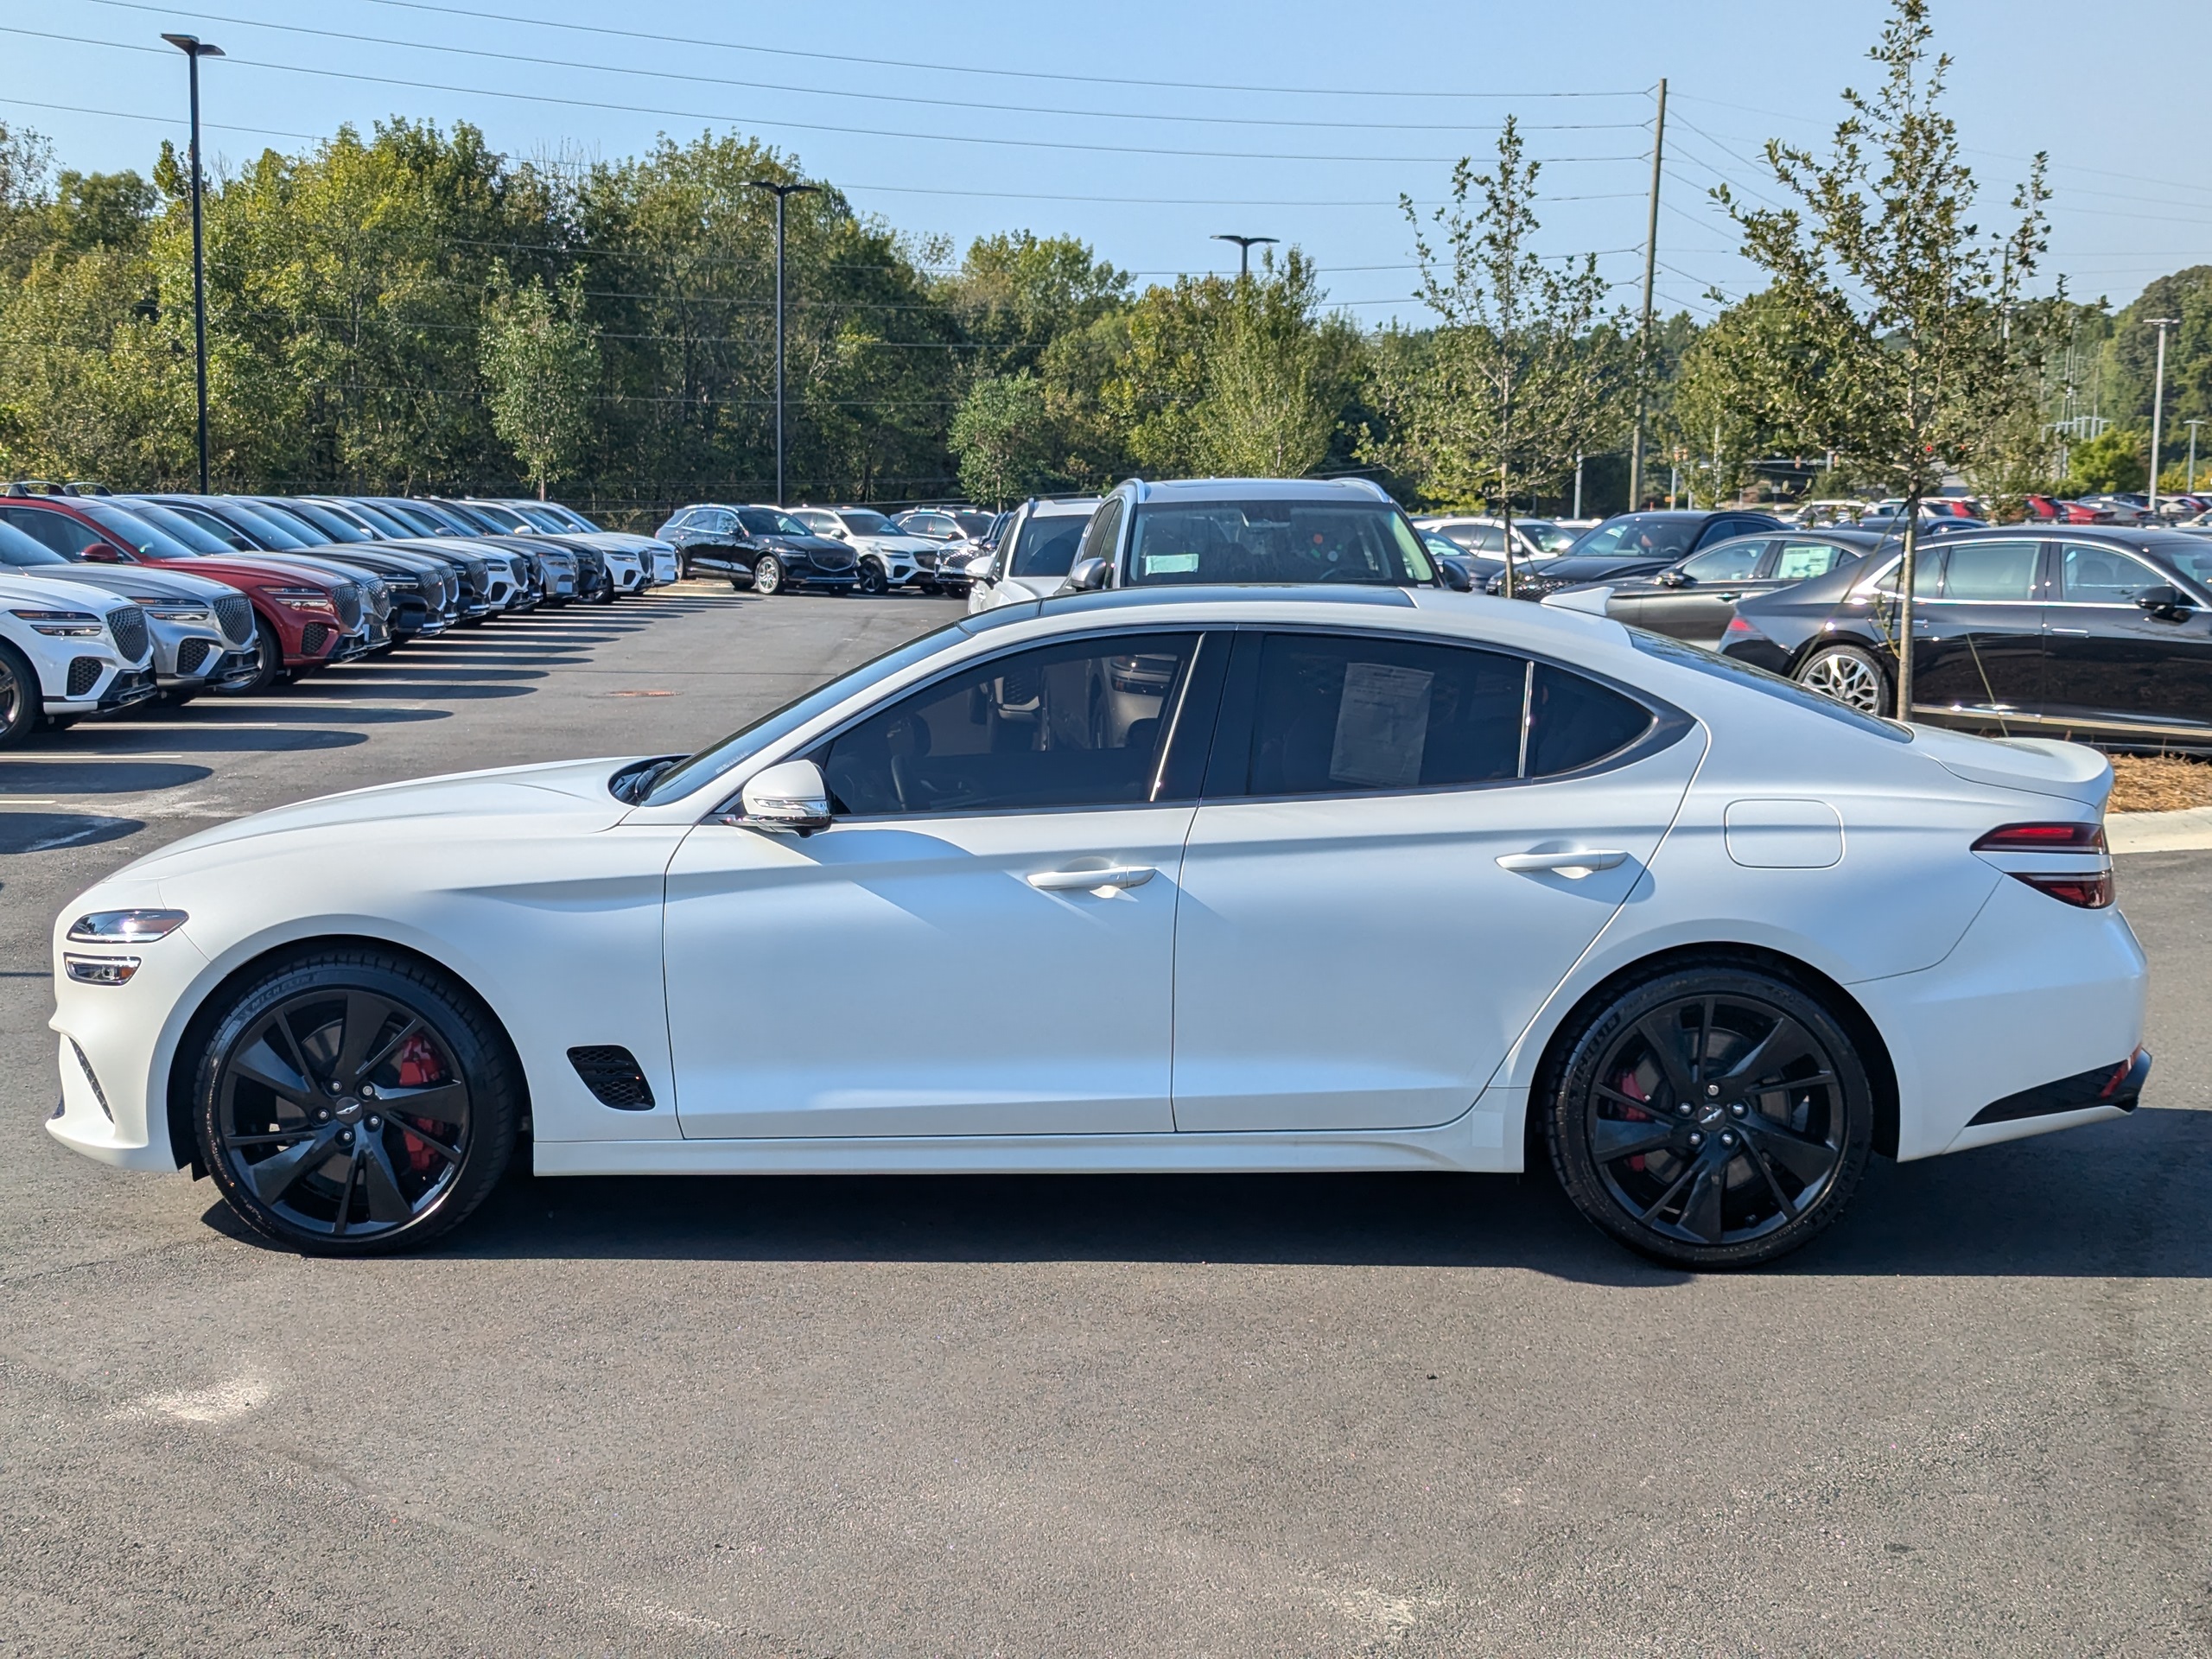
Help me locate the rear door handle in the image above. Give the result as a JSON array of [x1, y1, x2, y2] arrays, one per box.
[[2049, 627, 2090, 635], [1714, 591, 1742, 602], [1497, 850, 1628, 879], [1027, 865, 1157, 892]]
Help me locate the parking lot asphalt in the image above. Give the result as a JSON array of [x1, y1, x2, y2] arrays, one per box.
[[3, 583, 2208, 1657]]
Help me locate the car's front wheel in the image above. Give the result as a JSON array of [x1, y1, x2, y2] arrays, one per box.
[[1794, 643, 1891, 716], [857, 560, 889, 596], [216, 614, 284, 696], [189, 947, 521, 1255], [1544, 963, 1873, 1269], [0, 642, 39, 749], [753, 555, 785, 595]]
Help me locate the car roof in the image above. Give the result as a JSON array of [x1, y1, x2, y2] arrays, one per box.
[[1123, 476, 1393, 505]]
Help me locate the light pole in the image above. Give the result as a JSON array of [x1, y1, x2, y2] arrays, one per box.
[[747, 179, 817, 506], [1211, 233, 1277, 278], [2186, 418, 2205, 494], [2146, 316, 2179, 517], [162, 32, 222, 494]]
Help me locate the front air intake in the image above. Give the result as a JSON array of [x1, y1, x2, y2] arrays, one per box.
[[568, 1046, 655, 1109]]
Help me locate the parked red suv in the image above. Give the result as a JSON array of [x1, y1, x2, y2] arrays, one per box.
[[0, 495, 357, 690]]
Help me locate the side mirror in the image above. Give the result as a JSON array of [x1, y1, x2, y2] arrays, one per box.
[[1065, 556, 1110, 594], [734, 759, 832, 835], [1656, 568, 1692, 588], [81, 545, 124, 563], [968, 554, 996, 584], [2137, 582, 2192, 617], [1436, 557, 1473, 593]]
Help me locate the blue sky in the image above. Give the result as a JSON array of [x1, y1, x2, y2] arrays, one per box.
[[5, 0, 2206, 326]]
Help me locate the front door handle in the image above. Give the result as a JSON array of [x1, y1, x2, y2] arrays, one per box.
[[1497, 849, 1629, 879], [1714, 591, 1743, 602], [2048, 626, 2089, 635], [1027, 865, 1157, 892]]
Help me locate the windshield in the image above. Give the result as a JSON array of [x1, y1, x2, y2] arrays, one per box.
[[459, 501, 533, 531], [219, 500, 316, 548], [739, 508, 812, 537], [1569, 514, 1705, 561], [1531, 522, 1579, 553], [277, 499, 372, 542], [337, 500, 412, 537], [124, 500, 238, 555], [0, 520, 68, 565], [641, 624, 964, 807], [2153, 542, 2212, 591], [513, 505, 568, 531], [951, 511, 994, 539], [250, 501, 339, 544], [1007, 512, 1094, 577], [1124, 500, 1434, 587], [536, 503, 597, 531], [838, 509, 897, 536], [74, 500, 205, 561], [372, 500, 445, 535]]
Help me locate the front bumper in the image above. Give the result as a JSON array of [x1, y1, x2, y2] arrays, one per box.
[[47, 666, 159, 718]]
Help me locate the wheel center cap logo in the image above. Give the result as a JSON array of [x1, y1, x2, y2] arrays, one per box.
[[334, 1097, 362, 1122], [1699, 1104, 1726, 1127]]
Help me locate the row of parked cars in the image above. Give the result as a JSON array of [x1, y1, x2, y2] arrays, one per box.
[[652, 501, 1001, 598], [945, 483, 2212, 754], [0, 486, 681, 748]]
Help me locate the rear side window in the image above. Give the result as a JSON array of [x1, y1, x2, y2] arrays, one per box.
[[1941, 539, 2038, 601], [1773, 539, 1847, 581], [1231, 632, 1656, 798]]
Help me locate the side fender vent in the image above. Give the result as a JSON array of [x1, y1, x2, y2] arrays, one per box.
[[568, 1046, 656, 1109]]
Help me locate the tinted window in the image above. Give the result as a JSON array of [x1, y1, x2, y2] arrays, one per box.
[[1126, 501, 1432, 587], [817, 632, 1203, 816], [837, 509, 898, 536], [1077, 497, 1125, 569], [1571, 514, 1704, 561], [1007, 512, 1093, 578], [1870, 550, 1943, 595], [1246, 634, 1525, 794], [126, 501, 238, 555], [1941, 539, 2038, 601], [73, 501, 202, 560], [0, 519, 67, 565], [1444, 523, 1507, 552], [2061, 543, 2162, 602], [1678, 540, 1768, 582], [738, 508, 810, 537], [0, 506, 104, 556], [1773, 539, 1847, 581], [1527, 664, 1653, 775]]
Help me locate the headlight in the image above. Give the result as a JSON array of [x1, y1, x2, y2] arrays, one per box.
[[10, 608, 105, 636], [264, 586, 335, 613], [67, 908, 189, 944], [143, 603, 214, 623]]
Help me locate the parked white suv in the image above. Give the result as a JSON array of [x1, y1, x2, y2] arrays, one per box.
[[793, 506, 945, 595], [0, 573, 158, 746], [966, 497, 1102, 612]]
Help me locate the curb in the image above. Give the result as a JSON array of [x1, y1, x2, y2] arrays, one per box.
[[2109, 804, 2212, 855]]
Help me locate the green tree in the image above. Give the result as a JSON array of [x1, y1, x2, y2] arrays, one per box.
[[1365, 117, 1624, 589], [481, 268, 599, 497], [1668, 289, 1831, 505], [1719, 0, 2050, 709], [950, 371, 1055, 505], [2063, 425, 2146, 494]]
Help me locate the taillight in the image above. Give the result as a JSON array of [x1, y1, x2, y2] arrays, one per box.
[[1721, 614, 1760, 642], [1973, 822, 2107, 853], [1973, 821, 2113, 908]]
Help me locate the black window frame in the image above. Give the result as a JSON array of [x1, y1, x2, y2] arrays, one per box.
[[1199, 625, 1692, 804]]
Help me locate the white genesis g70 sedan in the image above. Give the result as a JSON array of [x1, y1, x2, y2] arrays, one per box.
[[48, 588, 2149, 1267]]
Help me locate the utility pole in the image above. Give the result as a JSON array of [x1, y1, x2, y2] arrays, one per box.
[[1627, 78, 1667, 512], [2147, 317, 2180, 517], [1572, 453, 1584, 519], [747, 179, 818, 506], [1211, 233, 1278, 278], [162, 32, 223, 493], [2186, 418, 2205, 493]]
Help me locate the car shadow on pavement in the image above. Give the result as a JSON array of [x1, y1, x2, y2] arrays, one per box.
[[0, 760, 211, 792], [0, 811, 144, 854], [56, 727, 375, 753], [376, 1105, 2211, 1284]]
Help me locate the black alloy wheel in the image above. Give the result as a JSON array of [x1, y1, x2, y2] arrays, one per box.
[[1545, 963, 1872, 1268], [192, 948, 520, 1255], [0, 641, 36, 749], [857, 560, 889, 596], [753, 554, 785, 595]]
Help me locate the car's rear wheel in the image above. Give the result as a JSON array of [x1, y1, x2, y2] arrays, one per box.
[[1544, 963, 1872, 1269], [0, 642, 38, 749], [190, 948, 520, 1255], [1794, 643, 1891, 716], [753, 555, 784, 595]]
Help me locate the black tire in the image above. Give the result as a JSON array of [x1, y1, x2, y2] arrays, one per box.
[[857, 561, 889, 596], [728, 577, 745, 592], [189, 947, 521, 1255], [753, 554, 785, 595], [1793, 643, 1892, 717], [679, 555, 694, 581], [216, 613, 285, 696], [1544, 962, 1873, 1269], [0, 641, 40, 748]]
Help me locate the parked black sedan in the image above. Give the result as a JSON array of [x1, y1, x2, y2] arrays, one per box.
[[1542, 529, 1881, 645], [1484, 508, 1783, 599], [1719, 525, 2212, 750], [653, 505, 859, 594]]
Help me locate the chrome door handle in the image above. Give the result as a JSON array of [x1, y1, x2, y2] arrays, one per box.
[[2049, 626, 2089, 635], [1027, 865, 1157, 892], [1497, 849, 1628, 879], [1715, 591, 1742, 602]]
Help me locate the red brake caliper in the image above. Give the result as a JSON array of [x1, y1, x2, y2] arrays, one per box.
[[394, 1033, 446, 1174]]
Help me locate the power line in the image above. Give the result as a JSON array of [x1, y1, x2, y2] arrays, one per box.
[[2, 27, 1647, 167], [68, 0, 1650, 137], [362, 0, 1652, 103]]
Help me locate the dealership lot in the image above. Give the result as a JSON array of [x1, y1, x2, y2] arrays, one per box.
[[3, 585, 2209, 1655]]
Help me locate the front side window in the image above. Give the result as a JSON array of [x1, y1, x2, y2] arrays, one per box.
[[817, 632, 1205, 817], [1571, 514, 1702, 561], [1940, 538, 2039, 601], [738, 508, 811, 537], [0, 506, 105, 557], [2061, 543, 2163, 602], [1007, 512, 1094, 578], [1677, 540, 1768, 582], [1125, 500, 1433, 587], [1444, 523, 1507, 552]]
